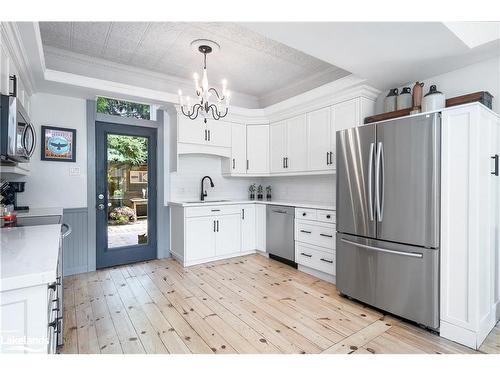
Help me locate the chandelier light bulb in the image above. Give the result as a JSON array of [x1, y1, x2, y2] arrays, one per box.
[[225, 90, 231, 106]]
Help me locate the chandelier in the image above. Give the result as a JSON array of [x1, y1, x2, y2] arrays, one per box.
[[178, 40, 230, 124]]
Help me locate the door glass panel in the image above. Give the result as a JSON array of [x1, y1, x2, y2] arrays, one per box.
[[106, 134, 149, 248]]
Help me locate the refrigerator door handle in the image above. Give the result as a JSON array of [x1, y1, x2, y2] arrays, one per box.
[[340, 238, 423, 258], [375, 141, 382, 222], [368, 142, 375, 221], [379, 142, 385, 221]]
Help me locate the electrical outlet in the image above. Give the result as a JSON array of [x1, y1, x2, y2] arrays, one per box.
[[69, 166, 80, 176]]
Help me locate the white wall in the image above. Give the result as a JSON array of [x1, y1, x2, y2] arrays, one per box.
[[264, 175, 335, 205], [170, 155, 261, 202], [375, 56, 500, 114], [17, 93, 87, 209]]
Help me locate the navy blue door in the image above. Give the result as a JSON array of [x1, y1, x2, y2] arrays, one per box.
[[95, 121, 157, 268]]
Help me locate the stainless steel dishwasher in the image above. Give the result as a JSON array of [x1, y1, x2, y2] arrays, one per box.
[[266, 205, 296, 267]]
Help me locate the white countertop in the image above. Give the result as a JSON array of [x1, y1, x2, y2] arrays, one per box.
[[0, 224, 61, 292], [15, 207, 63, 218], [168, 199, 335, 211]]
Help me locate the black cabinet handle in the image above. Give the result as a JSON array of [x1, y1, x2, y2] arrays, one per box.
[[300, 230, 312, 234], [213, 220, 216, 232], [232, 158, 235, 169], [285, 157, 288, 168], [327, 152, 330, 165], [246, 160, 249, 170], [211, 209, 220, 212], [326, 215, 331, 219], [302, 212, 306, 216], [300, 252, 312, 258], [492, 155, 499, 176], [320, 258, 333, 264], [216, 220, 219, 232], [207, 130, 211, 141], [320, 233, 333, 238], [242, 209, 245, 220], [329, 152, 334, 165], [283, 157, 285, 169]]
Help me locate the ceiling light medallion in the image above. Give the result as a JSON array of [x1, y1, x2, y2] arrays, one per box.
[[178, 39, 230, 124]]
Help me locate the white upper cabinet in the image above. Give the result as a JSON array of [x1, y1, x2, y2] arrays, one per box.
[[270, 120, 287, 173], [178, 116, 207, 145], [246, 124, 269, 174], [331, 98, 360, 132], [208, 119, 231, 148], [307, 107, 333, 171], [286, 115, 308, 172], [230, 123, 247, 174]]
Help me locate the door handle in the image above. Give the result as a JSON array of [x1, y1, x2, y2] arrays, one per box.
[[330, 152, 334, 166], [204, 129, 207, 141], [285, 157, 288, 168], [246, 159, 249, 170], [368, 142, 375, 221], [492, 154, 499, 176], [283, 157, 285, 169], [300, 252, 312, 258], [208, 130, 211, 141], [375, 142, 384, 222], [340, 238, 423, 258], [97, 203, 105, 210]]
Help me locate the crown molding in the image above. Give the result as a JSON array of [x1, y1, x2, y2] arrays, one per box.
[[0, 22, 37, 95], [44, 45, 261, 109]]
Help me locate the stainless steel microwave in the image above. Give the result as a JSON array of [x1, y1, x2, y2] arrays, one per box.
[[0, 94, 36, 163]]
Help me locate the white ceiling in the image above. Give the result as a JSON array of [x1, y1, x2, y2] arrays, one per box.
[[39, 22, 349, 107], [243, 22, 500, 91]]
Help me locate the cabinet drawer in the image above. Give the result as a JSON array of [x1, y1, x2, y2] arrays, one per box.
[[317, 210, 335, 224], [295, 208, 317, 220], [185, 205, 242, 218], [295, 243, 335, 275], [295, 219, 335, 250]]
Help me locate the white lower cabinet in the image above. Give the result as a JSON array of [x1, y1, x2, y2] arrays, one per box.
[[294, 207, 336, 281], [172, 204, 255, 266], [241, 204, 256, 252], [255, 204, 266, 251], [215, 214, 242, 256]]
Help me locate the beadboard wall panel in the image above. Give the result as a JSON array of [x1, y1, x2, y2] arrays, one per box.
[[62, 207, 88, 276]]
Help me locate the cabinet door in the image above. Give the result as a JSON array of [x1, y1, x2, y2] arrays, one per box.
[[231, 123, 247, 174], [255, 204, 266, 251], [178, 116, 206, 145], [332, 97, 360, 134], [270, 121, 287, 173], [307, 107, 332, 171], [241, 205, 256, 252], [208, 120, 231, 148], [246, 124, 269, 174], [286, 115, 308, 172], [185, 216, 216, 261], [215, 214, 242, 256]]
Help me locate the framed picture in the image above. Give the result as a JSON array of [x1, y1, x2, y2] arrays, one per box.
[[41, 126, 76, 162], [130, 170, 148, 184]]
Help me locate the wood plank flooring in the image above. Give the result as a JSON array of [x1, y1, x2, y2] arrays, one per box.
[[59, 254, 498, 354]]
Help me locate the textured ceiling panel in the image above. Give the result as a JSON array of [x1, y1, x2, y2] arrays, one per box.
[[39, 22, 349, 103]]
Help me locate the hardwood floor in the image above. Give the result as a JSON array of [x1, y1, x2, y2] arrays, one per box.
[[59, 254, 498, 354]]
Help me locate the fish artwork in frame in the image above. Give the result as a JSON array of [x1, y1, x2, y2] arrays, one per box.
[[41, 125, 77, 162]]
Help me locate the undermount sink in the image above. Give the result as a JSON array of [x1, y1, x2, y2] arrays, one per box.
[[184, 200, 230, 204]]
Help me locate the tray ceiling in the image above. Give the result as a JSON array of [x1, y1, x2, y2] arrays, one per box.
[[39, 22, 349, 107]]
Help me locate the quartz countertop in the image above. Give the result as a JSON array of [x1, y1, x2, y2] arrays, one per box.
[[0, 224, 61, 292], [168, 200, 335, 211], [15, 207, 63, 218]]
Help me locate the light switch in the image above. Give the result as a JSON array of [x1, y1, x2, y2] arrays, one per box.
[[69, 166, 81, 176]]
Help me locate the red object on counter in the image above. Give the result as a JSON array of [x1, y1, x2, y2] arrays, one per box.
[[3, 212, 16, 224]]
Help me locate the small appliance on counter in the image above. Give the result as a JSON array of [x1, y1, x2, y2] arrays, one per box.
[[422, 85, 446, 112], [0, 181, 29, 212]]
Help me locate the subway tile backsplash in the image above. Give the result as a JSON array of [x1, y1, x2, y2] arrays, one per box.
[[169, 155, 335, 205]]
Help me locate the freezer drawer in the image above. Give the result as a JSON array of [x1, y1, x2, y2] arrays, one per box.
[[336, 234, 439, 329]]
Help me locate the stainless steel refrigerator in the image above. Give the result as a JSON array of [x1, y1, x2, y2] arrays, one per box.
[[336, 112, 440, 329]]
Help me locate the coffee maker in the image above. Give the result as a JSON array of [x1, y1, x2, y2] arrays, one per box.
[[0, 181, 29, 212]]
